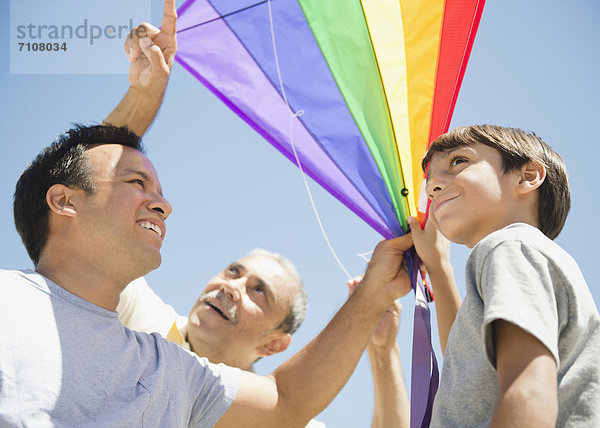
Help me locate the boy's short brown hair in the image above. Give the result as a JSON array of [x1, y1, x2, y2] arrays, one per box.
[[422, 125, 570, 240]]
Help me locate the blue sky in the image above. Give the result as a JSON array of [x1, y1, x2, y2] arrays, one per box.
[[2, 1, 599, 426]]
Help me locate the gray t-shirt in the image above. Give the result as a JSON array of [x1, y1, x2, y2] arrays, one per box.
[[432, 223, 600, 427], [0, 269, 241, 427]]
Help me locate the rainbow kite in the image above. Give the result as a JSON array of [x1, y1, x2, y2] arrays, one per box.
[[175, 1, 485, 426]]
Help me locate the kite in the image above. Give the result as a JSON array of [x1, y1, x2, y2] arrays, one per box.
[[175, 1, 485, 426]]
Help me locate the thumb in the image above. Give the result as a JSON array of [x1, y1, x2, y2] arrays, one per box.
[[407, 216, 421, 229], [408, 216, 425, 236], [347, 281, 357, 296]]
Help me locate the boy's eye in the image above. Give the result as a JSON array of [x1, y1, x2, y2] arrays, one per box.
[[254, 285, 265, 295], [449, 156, 467, 168]]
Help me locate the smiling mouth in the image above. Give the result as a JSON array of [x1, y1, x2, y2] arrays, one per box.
[[138, 221, 162, 238], [206, 301, 230, 321], [434, 195, 458, 214]]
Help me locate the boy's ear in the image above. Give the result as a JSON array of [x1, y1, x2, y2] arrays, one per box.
[[46, 184, 78, 217], [517, 160, 546, 195], [257, 332, 291, 357]]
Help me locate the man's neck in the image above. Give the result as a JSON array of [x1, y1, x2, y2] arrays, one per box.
[[36, 253, 127, 311], [184, 328, 254, 370]]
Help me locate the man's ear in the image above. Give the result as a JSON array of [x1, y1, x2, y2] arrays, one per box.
[[517, 160, 546, 195], [257, 332, 291, 357], [46, 184, 77, 217]]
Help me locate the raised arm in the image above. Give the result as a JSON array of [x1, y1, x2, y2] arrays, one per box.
[[103, 0, 177, 136], [409, 216, 461, 354], [215, 235, 414, 428], [367, 301, 409, 428], [347, 276, 409, 428]]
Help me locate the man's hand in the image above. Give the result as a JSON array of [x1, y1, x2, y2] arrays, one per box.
[[125, 0, 177, 96], [348, 275, 410, 428], [360, 234, 414, 307], [347, 276, 402, 351], [103, 0, 177, 135]]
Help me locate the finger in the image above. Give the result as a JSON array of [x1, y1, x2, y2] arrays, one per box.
[[161, 0, 178, 36], [408, 216, 423, 233], [125, 26, 141, 62], [347, 281, 358, 296], [393, 300, 403, 315], [139, 37, 169, 74], [136, 23, 160, 39], [126, 24, 159, 63], [388, 232, 414, 252], [409, 217, 429, 246]]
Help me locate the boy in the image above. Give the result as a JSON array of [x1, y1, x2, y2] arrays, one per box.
[[412, 125, 600, 426]]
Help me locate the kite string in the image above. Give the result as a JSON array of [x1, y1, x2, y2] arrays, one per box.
[[266, 0, 352, 282]]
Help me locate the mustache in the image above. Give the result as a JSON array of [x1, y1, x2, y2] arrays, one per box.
[[200, 289, 238, 324]]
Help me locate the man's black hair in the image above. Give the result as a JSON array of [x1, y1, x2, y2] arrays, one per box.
[[14, 124, 143, 265]]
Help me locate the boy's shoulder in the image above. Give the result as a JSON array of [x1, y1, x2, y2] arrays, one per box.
[[469, 223, 583, 285], [474, 222, 562, 257]]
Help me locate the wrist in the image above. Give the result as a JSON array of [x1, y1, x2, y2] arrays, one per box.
[[424, 258, 453, 279], [128, 83, 166, 106], [357, 275, 399, 313], [368, 342, 401, 365]]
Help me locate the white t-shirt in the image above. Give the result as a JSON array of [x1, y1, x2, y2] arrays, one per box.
[[118, 277, 327, 428], [0, 269, 241, 427]]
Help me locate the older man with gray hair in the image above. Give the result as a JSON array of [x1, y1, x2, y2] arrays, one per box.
[[118, 248, 307, 372]]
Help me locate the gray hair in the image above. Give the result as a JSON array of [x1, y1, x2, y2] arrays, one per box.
[[247, 248, 307, 335]]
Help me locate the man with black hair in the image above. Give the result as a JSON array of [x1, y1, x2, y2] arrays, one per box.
[[1, 120, 413, 426], [0, 1, 414, 425]]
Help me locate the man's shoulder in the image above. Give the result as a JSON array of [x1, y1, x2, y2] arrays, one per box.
[[0, 267, 29, 276], [0, 268, 40, 288]]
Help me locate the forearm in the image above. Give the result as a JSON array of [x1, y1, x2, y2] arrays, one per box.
[[271, 287, 389, 422], [427, 261, 461, 354], [103, 85, 165, 136], [367, 344, 409, 428], [217, 285, 391, 427], [217, 236, 414, 427]]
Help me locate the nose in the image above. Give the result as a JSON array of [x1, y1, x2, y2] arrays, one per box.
[[220, 278, 245, 302], [150, 193, 173, 220], [425, 171, 446, 200]]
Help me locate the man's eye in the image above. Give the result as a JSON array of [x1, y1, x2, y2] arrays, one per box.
[[254, 285, 265, 295], [226, 266, 240, 276], [130, 179, 144, 188]]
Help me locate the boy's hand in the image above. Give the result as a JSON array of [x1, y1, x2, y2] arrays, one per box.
[[408, 216, 460, 353], [408, 216, 451, 276]]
